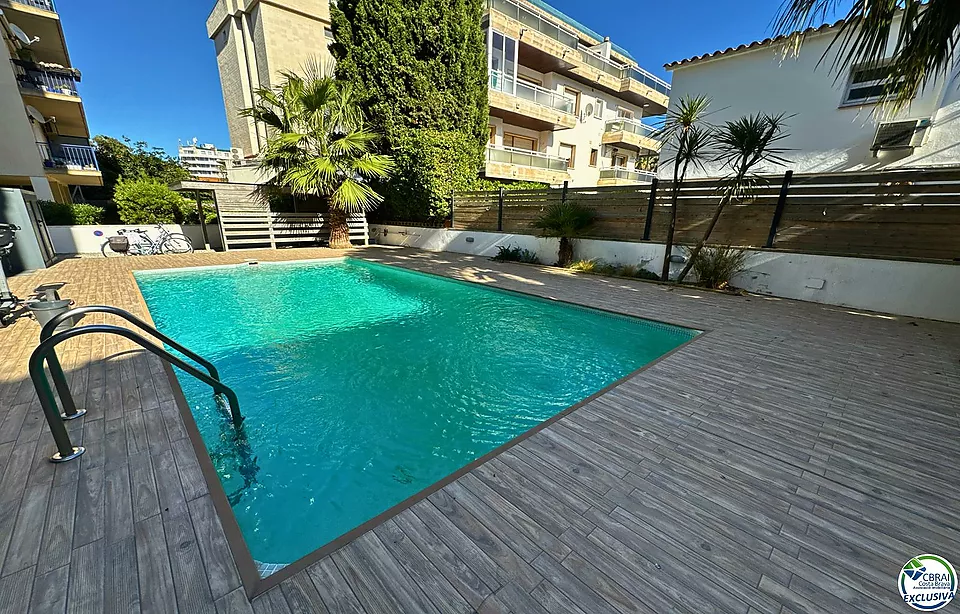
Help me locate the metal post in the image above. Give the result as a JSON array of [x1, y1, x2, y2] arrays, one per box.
[[561, 181, 569, 204], [497, 187, 504, 232], [643, 177, 658, 241], [766, 170, 793, 248], [449, 187, 455, 228], [46, 352, 85, 420], [29, 347, 84, 463], [196, 190, 211, 251]]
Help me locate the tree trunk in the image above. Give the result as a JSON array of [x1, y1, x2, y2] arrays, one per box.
[[675, 193, 731, 283], [328, 208, 352, 250], [557, 237, 574, 267], [660, 160, 687, 281]]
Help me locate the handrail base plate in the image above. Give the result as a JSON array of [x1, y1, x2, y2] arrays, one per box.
[[60, 408, 87, 421], [50, 446, 85, 463]]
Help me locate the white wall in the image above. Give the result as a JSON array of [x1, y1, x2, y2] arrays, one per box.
[[665, 18, 960, 176], [0, 38, 47, 179], [371, 224, 960, 323], [48, 224, 223, 254]]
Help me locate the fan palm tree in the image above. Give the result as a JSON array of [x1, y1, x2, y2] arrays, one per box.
[[533, 200, 597, 267], [241, 69, 393, 249], [655, 95, 713, 281], [676, 113, 790, 283], [773, 0, 958, 110]]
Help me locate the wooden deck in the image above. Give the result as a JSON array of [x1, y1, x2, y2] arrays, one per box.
[[0, 246, 958, 613]]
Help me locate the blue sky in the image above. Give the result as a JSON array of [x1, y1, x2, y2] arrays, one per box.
[[59, 0, 795, 156]]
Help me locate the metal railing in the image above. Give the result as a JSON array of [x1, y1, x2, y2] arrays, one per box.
[[625, 66, 671, 96], [604, 117, 658, 138], [37, 142, 100, 171], [487, 145, 569, 172], [13, 61, 79, 97], [599, 166, 657, 183], [488, 0, 579, 48], [9, 0, 56, 11], [489, 69, 576, 114], [31, 306, 245, 463]]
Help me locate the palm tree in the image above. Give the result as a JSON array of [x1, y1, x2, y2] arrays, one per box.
[[676, 114, 790, 284], [773, 0, 958, 109], [655, 95, 713, 281], [241, 68, 393, 249], [533, 200, 597, 267]]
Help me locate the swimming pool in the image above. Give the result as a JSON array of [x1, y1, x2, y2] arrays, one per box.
[[135, 258, 698, 574]]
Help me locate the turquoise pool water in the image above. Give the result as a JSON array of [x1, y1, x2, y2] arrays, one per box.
[[135, 258, 697, 570]]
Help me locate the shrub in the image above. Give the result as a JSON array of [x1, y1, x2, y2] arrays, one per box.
[[569, 260, 662, 281], [687, 245, 748, 289], [492, 245, 540, 264], [39, 201, 104, 225], [568, 259, 597, 273], [114, 177, 190, 224], [533, 200, 596, 267]]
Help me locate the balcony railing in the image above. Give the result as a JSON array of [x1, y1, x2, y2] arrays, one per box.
[[489, 70, 576, 114], [625, 66, 671, 96], [599, 166, 656, 183], [604, 117, 657, 138], [487, 145, 568, 172], [13, 61, 79, 97], [9, 0, 56, 11], [38, 143, 100, 171], [488, 0, 579, 49]]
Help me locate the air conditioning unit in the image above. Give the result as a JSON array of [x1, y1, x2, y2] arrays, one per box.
[[871, 119, 930, 153]]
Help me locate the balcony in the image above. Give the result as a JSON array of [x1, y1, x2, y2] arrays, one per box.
[[488, 70, 577, 131], [38, 142, 103, 186], [485, 145, 570, 185], [487, 0, 670, 112], [602, 118, 661, 153], [3, 0, 56, 13], [14, 60, 79, 98], [597, 166, 656, 186]]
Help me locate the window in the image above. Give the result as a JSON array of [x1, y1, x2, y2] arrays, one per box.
[[504, 133, 536, 151], [612, 153, 627, 168], [563, 87, 581, 115], [589, 148, 598, 167], [559, 143, 576, 169], [489, 125, 497, 144], [843, 62, 904, 106], [617, 107, 634, 119], [489, 30, 517, 93], [517, 74, 541, 87]]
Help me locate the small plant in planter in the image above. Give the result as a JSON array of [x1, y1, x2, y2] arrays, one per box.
[[533, 200, 596, 267], [686, 245, 748, 289], [492, 245, 540, 264]]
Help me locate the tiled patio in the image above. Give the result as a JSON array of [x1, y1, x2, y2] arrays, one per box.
[[0, 246, 958, 613]]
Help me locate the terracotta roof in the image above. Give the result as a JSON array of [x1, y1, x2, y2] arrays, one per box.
[[664, 19, 845, 70]]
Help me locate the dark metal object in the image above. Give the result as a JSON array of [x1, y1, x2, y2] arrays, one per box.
[[561, 180, 569, 204], [497, 187, 505, 232], [766, 170, 793, 248], [40, 305, 222, 420], [30, 324, 244, 462], [643, 177, 658, 241]]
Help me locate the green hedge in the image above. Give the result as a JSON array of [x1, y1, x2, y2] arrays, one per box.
[[39, 200, 104, 225], [114, 177, 191, 224]]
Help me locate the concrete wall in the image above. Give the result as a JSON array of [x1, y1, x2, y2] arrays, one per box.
[[665, 17, 960, 176], [0, 38, 47, 179], [48, 225, 223, 254], [371, 224, 960, 323]]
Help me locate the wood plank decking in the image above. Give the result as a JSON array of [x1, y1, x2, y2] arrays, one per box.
[[0, 246, 957, 613]]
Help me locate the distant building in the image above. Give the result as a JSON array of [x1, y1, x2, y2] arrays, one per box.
[[178, 140, 241, 182], [0, 0, 103, 203], [664, 15, 960, 176]]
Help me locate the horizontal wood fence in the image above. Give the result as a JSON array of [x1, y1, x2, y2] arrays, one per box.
[[447, 168, 960, 262], [217, 209, 368, 250]]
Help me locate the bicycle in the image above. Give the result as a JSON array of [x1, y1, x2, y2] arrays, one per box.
[[101, 224, 194, 257]]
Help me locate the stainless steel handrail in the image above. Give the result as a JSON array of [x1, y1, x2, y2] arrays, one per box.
[[40, 305, 221, 419], [31, 324, 245, 463]]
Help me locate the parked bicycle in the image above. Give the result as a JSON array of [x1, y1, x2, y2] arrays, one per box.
[[101, 225, 194, 257]]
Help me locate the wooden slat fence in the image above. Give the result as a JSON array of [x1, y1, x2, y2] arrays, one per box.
[[217, 209, 369, 251], [446, 168, 960, 262]]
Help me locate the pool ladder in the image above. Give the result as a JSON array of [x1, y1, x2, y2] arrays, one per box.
[[30, 305, 245, 463]]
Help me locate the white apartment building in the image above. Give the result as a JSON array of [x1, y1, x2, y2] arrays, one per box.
[[206, 0, 669, 187], [664, 16, 960, 176], [0, 0, 102, 203], [178, 139, 242, 181]]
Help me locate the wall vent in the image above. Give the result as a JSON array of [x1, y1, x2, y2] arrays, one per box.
[[871, 119, 930, 152]]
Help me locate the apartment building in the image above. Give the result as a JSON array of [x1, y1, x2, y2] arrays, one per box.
[[207, 0, 668, 188], [206, 0, 334, 157], [178, 139, 242, 182], [0, 0, 101, 203]]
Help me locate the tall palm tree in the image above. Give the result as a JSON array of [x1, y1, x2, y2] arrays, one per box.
[[655, 95, 713, 281], [773, 0, 959, 109], [676, 114, 790, 284], [241, 69, 393, 249]]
